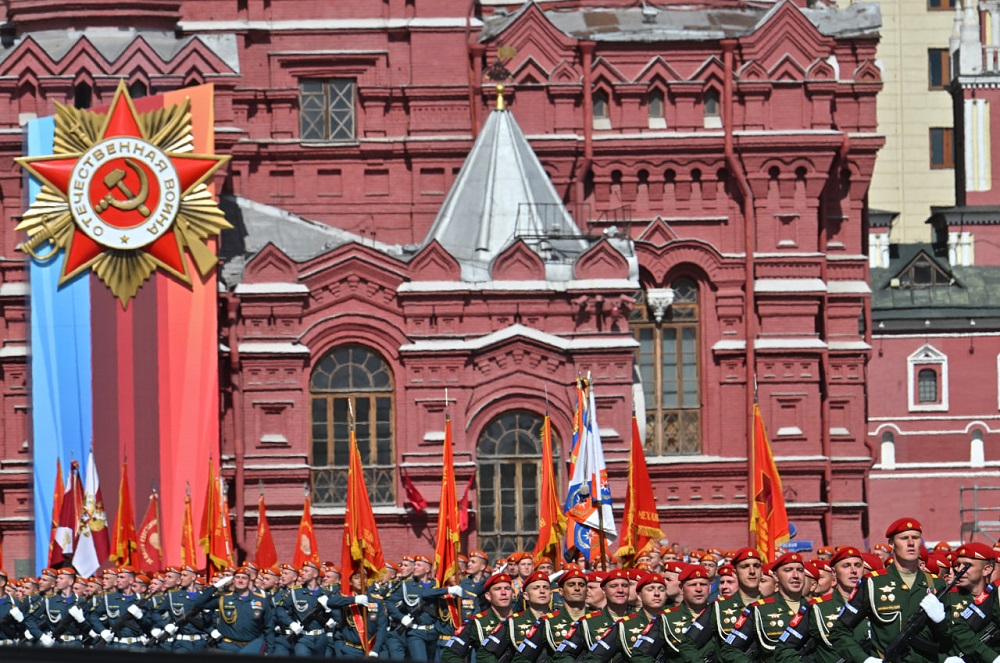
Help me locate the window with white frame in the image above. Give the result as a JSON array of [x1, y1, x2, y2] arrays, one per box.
[[907, 344, 948, 412]]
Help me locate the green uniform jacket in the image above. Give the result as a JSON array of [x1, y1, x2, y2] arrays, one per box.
[[441, 607, 506, 663], [585, 610, 653, 663], [556, 607, 623, 662], [828, 565, 946, 663], [773, 591, 867, 663], [949, 583, 1000, 663], [517, 607, 587, 663], [719, 594, 801, 663], [485, 611, 543, 663]]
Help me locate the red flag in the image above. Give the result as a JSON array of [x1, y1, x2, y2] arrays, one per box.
[[53, 461, 85, 565], [48, 459, 65, 567], [341, 423, 385, 607], [255, 494, 278, 569], [199, 462, 234, 570], [434, 415, 461, 587], [458, 474, 475, 532], [750, 403, 790, 561], [400, 469, 427, 512], [615, 415, 664, 567], [532, 415, 567, 562], [293, 496, 320, 568], [137, 492, 163, 573], [110, 461, 138, 567], [181, 491, 197, 567]]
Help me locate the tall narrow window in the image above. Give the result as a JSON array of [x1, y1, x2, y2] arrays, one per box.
[[928, 49, 950, 90], [930, 128, 954, 169], [917, 368, 938, 403], [703, 89, 721, 128], [648, 89, 666, 129], [477, 411, 559, 559], [631, 277, 702, 455], [300, 79, 356, 141], [74, 83, 92, 110], [310, 345, 395, 506], [593, 89, 611, 130]]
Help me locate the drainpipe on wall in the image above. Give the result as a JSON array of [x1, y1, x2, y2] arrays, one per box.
[[574, 41, 595, 222], [722, 40, 758, 547], [227, 295, 246, 548]]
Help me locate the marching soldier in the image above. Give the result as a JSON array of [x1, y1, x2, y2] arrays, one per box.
[[26, 568, 90, 647], [442, 573, 515, 663], [0, 569, 26, 646], [720, 552, 809, 663], [518, 569, 591, 663], [207, 566, 275, 655], [828, 517, 948, 663], [632, 564, 713, 663], [337, 570, 388, 657], [485, 571, 556, 663], [157, 566, 232, 651], [945, 543, 998, 663], [589, 571, 670, 663], [277, 560, 337, 657], [87, 566, 155, 649], [388, 554, 464, 661], [556, 569, 633, 660], [773, 546, 868, 663]]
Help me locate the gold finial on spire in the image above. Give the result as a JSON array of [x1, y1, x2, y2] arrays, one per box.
[[496, 84, 506, 111]]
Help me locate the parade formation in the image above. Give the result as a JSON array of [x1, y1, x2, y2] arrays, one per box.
[[0, 517, 998, 663]]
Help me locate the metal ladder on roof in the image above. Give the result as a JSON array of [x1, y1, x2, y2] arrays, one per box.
[[959, 485, 1000, 544]]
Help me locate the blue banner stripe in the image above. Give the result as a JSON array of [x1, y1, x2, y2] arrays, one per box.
[[28, 116, 93, 573]]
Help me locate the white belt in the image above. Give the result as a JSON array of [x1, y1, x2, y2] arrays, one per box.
[[176, 634, 203, 641], [116, 636, 143, 644], [304, 629, 325, 636], [59, 634, 82, 642], [0, 640, 17, 646]]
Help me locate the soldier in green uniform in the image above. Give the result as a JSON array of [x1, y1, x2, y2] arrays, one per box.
[[485, 571, 557, 663], [685, 547, 763, 662], [518, 569, 591, 663], [829, 517, 949, 663], [442, 573, 515, 663], [337, 570, 389, 657], [589, 571, 670, 663], [719, 552, 809, 663], [773, 546, 868, 663], [207, 565, 275, 655], [632, 564, 713, 663], [556, 569, 633, 660], [945, 542, 999, 663]]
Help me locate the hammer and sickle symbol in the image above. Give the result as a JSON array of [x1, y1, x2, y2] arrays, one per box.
[[95, 158, 151, 217]]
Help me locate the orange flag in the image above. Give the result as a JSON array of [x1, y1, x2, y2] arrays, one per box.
[[434, 415, 461, 587], [293, 496, 320, 568], [341, 424, 385, 594], [181, 490, 197, 567], [199, 462, 234, 570], [255, 494, 278, 569], [750, 403, 790, 561], [532, 415, 567, 563], [137, 491, 163, 573], [110, 461, 138, 566], [48, 458, 65, 567], [615, 415, 664, 567]]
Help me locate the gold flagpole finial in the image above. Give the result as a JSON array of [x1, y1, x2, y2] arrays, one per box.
[[496, 84, 506, 111]]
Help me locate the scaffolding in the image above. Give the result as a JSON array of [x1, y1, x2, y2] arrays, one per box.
[[959, 485, 1000, 543]]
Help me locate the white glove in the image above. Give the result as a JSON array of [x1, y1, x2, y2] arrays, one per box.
[[164, 623, 178, 635], [990, 656, 1000, 663], [548, 570, 565, 584], [127, 604, 143, 619], [919, 593, 946, 624], [40, 633, 55, 648], [140, 635, 150, 645], [368, 652, 379, 657], [863, 658, 883, 663], [317, 594, 329, 609], [944, 657, 965, 663], [447, 585, 464, 597], [400, 614, 414, 628], [354, 594, 369, 607], [100, 629, 114, 643], [210, 629, 222, 641], [326, 618, 337, 628], [289, 622, 304, 636], [68, 604, 85, 623], [151, 628, 164, 640], [24, 630, 34, 641], [8, 605, 23, 622], [213, 575, 234, 590]]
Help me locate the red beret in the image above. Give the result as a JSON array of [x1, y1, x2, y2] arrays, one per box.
[[57, 568, 77, 577], [483, 573, 512, 591], [731, 547, 762, 565], [470, 550, 489, 562], [933, 542, 952, 552], [624, 569, 643, 581], [802, 562, 820, 580], [679, 564, 709, 583], [812, 559, 832, 573], [301, 560, 321, 572], [41, 568, 58, 578], [134, 574, 151, 584], [601, 569, 629, 587], [636, 572, 666, 591], [873, 543, 891, 553], [885, 517, 922, 539], [925, 552, 951, 575], [508, 552, 531, 563], [413, 555, 432, 565], [717, 564, 735, 577], [585, 571, 605, 584], [761, 562, 775, 577], [234, 566, 253, 576], [772, 552, 805, 570], [457, 555, 469, 563], [401, 555, 415, 563], [861, 553, 885, 572], [261, 567, 280, 577], [817, 547, 834, 556], [558, 569, 587, 586], [523, 571, 549, 588], [831, 547, 864, 566], [955, 542, 995, 562], [662, 561, 685, 575], [536, 557, 553, 566], [279, 564, 298, 574]]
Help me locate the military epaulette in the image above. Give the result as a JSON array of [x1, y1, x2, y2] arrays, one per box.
[[865, 570, 883, 578], [948, 586, 961, 593], [752, 597, 776, 606], [473, 610, 489, 619], [543, 610, 558, 619], [625, 612, 639, 620], [252, 590, 268, 598], [665, 605, 681, 614], [585, 610, 603, 619], [289, 584, 303, 590]]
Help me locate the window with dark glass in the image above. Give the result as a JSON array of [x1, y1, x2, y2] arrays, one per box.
[[928, 49, 950, 90], [930, 128, 954, 169], [928, 0, 956, 10], [310, 345, 394, 506], [74, 83, 92, 110], [477, 410, 559, 559], [300, 79, 356, 141], [593, 89, 610, 120], [648, 89, 664, 119], [898, 255, 950, 288], [704, 89, 720, 119], [917, 368, 938, 403], [630, 277, 702, 455]]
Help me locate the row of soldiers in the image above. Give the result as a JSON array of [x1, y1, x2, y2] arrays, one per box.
[[0, 516, 998, 660]]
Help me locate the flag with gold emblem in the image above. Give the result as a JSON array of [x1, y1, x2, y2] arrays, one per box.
[[181, 490, 197, 567], [293, 496, 320, 568], [750, 403, 790, 561], [137, 491, 162, 573], [615, 415, 663, 566], [341, 421, 385, 594], [110, 461, 138, 566]]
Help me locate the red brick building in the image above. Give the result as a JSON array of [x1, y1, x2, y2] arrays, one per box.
[[0, 0, 884, 573]]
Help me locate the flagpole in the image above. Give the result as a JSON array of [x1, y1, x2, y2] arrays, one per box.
[[748, 375, 757, 549], [348, 400, 370, 654]]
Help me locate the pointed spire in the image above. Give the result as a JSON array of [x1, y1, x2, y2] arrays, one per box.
[[950, 0, 963, 55]]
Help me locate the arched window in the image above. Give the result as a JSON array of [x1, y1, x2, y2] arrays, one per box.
[[477, 411, 559, 559], [880, 430, 896, 469], [310, 345, 395, 506], [630, 277, 701, 455], [128, 80, 148, 99]]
